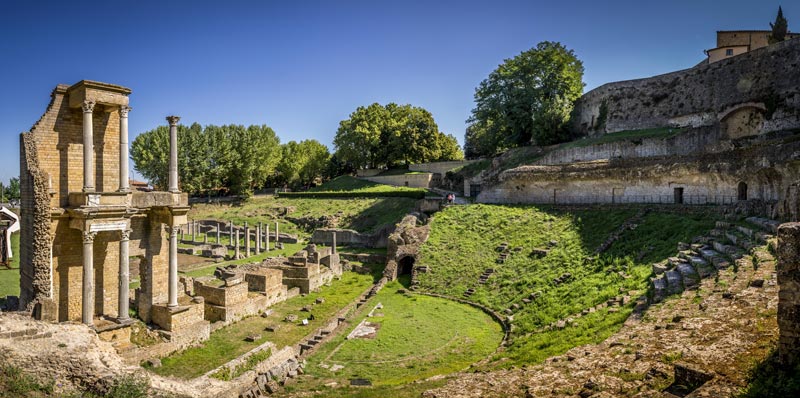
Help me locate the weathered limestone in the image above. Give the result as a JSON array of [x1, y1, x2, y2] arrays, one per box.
[[168, 225, 179, 308], [256, 223, 261, 254], [118, 229, 131, 321], [81, 100, 95, 192], [118, 106, 131, 192], [167, 115, 180, 192], [216, 222, 221, 244], [265, 224, 269, 252], [235, 230, 241, 259], [245, 225, 251, 257], [81, 231, 96, 324], [778, 222, 800, 366]]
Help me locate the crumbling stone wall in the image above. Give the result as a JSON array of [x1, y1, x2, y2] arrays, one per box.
[[572, 38, 800, 136], [778, 222, 800, 366], [18, 132, 53, 313]]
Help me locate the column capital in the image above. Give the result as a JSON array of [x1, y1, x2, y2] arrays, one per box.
[[166, 225, 180, 237], [120, 229, 132, 241], [81, 100, 96, 113], [166, 115, 181, 126], [82, 231, 97, 244], [119, 105, 132, 118]]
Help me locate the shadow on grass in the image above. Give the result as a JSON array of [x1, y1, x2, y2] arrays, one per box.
[[740, 349, 800, 398]]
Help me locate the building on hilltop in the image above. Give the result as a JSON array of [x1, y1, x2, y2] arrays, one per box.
[[705, 30, 799, 63]]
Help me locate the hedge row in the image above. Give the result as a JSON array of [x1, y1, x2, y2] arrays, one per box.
[[278, 190, 426, 199]]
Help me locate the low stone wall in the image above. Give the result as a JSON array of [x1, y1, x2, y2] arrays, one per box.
[[311, 227, 393, 248], [534, 126, 722, 166], [409, 160, 481, 175], [194, 282, 248, 307], [340, 252, 387, 264], [360, 173, 433, 188]]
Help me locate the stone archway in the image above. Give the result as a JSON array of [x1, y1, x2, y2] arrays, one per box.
[[718, 103, 767, 140]]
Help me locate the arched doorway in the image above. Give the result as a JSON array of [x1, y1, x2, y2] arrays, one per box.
[[738, 182, 748, 201], [398, 256, 415, 276]]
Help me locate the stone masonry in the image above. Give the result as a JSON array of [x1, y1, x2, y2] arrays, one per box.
[[19, 81, 197, 335], [778, 222, 800, 366]]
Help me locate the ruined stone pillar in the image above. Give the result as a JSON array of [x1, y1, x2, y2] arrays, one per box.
[[235, 230, 240, 259], [332, 231, 337, 253], [265, 224, 269, 252], [245, 226, 251, 257], [118, 229, 131, 321], [191, 219, 196, 242], [216, 222, 221, 244], [118, 106, 131, 192], [82, 101, 96, 192], [778, 222, 800, 366], [82, 231, 96, 325], [168, 226, 179, 308], [275, 222, 279, 244], [255, 223, 261, 254], [229, 221, 234, 247], [167, 115, 180, 192]]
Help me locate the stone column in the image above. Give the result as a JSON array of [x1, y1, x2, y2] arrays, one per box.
[[168, 225, 179, 308], [245, 226, 251, 257], [216, 222, 221, 244], [191, 220, 196, 242], [118, 229, 131, 321], [235, 230, 240, 259], [229, 221, 234, 247], [167, 116, 180, 192], [332, 231, 337, 253], [255, 223, 261, 254], [275, 222, 279, 244], [265, 224, 269, 252], [82, 231, 96, 325], [118, 106, 131, 192], [778, 222, 800, 366], [82, 101, 96, 192]]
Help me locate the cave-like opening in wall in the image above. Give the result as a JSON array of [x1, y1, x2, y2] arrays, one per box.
[[674, 187, 684, 204], [738, 181, 748, 201], [398, 256, 415, 276]]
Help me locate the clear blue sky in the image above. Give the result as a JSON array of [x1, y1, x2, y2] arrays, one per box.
[[0, 0, 791, 183]]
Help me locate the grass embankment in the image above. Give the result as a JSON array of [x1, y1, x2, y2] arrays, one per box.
[[189, 193, 416, 235], [286, 279, 503, 395], [0, 233, 20, 300], [150, 271, 377, 379], [286, 176, 426, 199], [416, 204, 717, 365]]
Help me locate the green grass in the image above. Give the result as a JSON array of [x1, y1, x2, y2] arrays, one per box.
[[0, 365, 54, 397], [150, 271, 375, 379], [559, 127, 686, 150], [292, 280, 503, 389], [286, 377, 451, 398], [0, 232, 20, 299], [189, 194, 416, 235], [415, 204, 719, 366], [310, 175, 425, 193], [741, 349, 800, 398]]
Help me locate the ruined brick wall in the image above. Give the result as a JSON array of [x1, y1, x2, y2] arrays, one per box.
[[777, 222, 800, 365], [572, 38, 800, 136]]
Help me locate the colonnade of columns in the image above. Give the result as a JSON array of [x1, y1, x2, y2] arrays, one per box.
[[79, 110, 183, 325]]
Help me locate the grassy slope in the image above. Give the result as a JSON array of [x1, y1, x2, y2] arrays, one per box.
[[151, 271, 375, 379], [416, 204, 717, 366], [189, 195, 416, 235], [292, 279, 503, 390], [0, 232, 20, 298], [310, 175, 425, 193]]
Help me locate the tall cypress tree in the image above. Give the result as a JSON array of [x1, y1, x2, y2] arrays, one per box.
[[770, 6, 788, 44]]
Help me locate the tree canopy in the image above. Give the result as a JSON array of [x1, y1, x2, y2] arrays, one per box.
[[465, 41, 584, 157], [333, 103, 463, 170], [131, 124, 283, 197], [770, 6, 789, 43], [275, 139, 331, 188]]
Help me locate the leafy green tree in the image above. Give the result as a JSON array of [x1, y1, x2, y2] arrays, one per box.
[[770, 6, 788, 43], [130, 126, 170, 189], [7, 178, 20, 200], [298, 140, 331, 186], [228, 125, 282, 197], [467, 41, 584, 155], [276, 140, 331, 188], [334, 103, 462, 169]]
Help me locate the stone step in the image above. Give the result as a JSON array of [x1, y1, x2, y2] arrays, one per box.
[[745, 217, 781, 234], [698, 248, 730, 270], [652, 261, 668, 275], [737, 225, 755, 238], [754, 231, 774, 244], [712, 240, 741, 257], [0, 328, 38, 339], [665, 270, 684, 295], [676, 263, 699, 288], [715, 221, 732, 229], [652, 276, 667, 303]]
